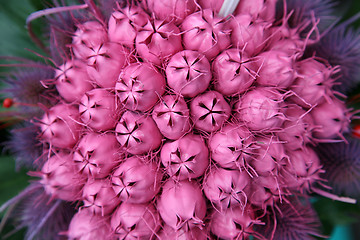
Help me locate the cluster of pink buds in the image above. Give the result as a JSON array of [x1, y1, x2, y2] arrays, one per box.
[[32, 0, 355, 239]]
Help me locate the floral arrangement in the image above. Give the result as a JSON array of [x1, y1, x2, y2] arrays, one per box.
[[0, 0, 360, 239]]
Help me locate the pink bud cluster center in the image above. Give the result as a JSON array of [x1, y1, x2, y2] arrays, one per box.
[[38, 0, 351, 239]]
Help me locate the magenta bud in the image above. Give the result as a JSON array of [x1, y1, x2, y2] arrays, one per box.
[[55, 60, 94, 103], [181, 9, 231, 60], [108, 5, 149, 49], [86, 42, 130, 88], [213, 48, 256, 96], [166, 50, 211, 98], [234, 87, 285, 131], [73, 132, 121, 178], [41, 152, 84, 201], [67, 209, 113, 240], [39, 104, 81, 148], [72, 21, 108, 59], [190, 91, 231, 132], [158, 224, 208, 240], [160, 134, 209, 180], [82, 178, 120, 216], [157, 180, 207, 230], [145, 0, 196, 24], [79, 89, 118, 131], [135, 19, 182, 65], [209, 124, 254, 169], [204, 167, 249, 211], [256, 50, 295, 88], [311, 97, 351, 139], [111, 156, 162, 203], [152, 95, 191, 140], [110, 202, 161, 239], [210, 206, 256, 240], [115, 63, 165, 112], [115, 111, 162, 155]]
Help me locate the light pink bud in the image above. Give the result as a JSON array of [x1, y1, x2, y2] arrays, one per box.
[[110, 202, 161, 239], [157, 180, 207, 230], [115, 111, 162, 155], [230, 14, 269, 56], [41, 152, 84, 201], [290, 58, 335, 107], [181, 9, 231, 60], [160, 134, 209, 180], [190, 91, 231, 132], [108, 5, 149, 49], [204, 167, 249, 211], [213, 48, 256, 96], [284, 147, 323, 192], [82, 179, 120, 216], [234, 88, 285, 131], [86, 42, 130, 88], [166, 50, 211, 98], [72, 21, 108, 59], [39, 104, 81, 148], [152, 95, 191, 140], [210, 206, 256, 240], [145, 0, 197, 24], [256, 50, 295, 88], [311, 97, 351, 139], [55, 60, 94, 103], [115, 63, 165, 112], [136, 19, 182, 65], [158, 225, 208, 240], [67, 209, 113, 240], [111, 156, 162, 203], [197, 0, 223, 12], [73, 132, 121, 178], [252, 137, 288, 174], [209, 124, 254, 169], [79, 89, 118, 131]]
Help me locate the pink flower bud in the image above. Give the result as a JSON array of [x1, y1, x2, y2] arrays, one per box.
[[209, 124, 254, 169], [158, 225, 208, 240], [166, 50, 212, 98], [115, 111, 162, 155], [290, 58, 335, 107], [210, 206, 256, 240], [111, 156, 162, 203], [39, 104, 81, 148], [108, 5, 149, 49], [115, 63, 165, 112], [256, 50, 295, 88], [230, 14, 270, 56], [157, 180, 207, 230], [82, 179, 120, 216], [234, 87, 285, 131], [110, 202, 161, 239], [55, 60, 94, 103], [311, 97, 351, 139], [181, 9, 231, 60], [152, 95, 191, 140], [86, 43, 130, 88], [251, 137, 288, 174], [213, 48, 256, 96], [160, 134, 209, 180], [135, 19, 182, 65], [204, 167, 249, 211], [67, 209, 113, 240], [41, 152, 84, 201], [73, 132, 121, 178], [197, 0, 223, 13], [79, 89, 118, 131], [145, 0, 196, 24], [190, 91, 231, 132], [72, 21, 108, 59]]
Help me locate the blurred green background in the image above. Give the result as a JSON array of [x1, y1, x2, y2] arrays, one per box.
[[0, 0, 359, 239]]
